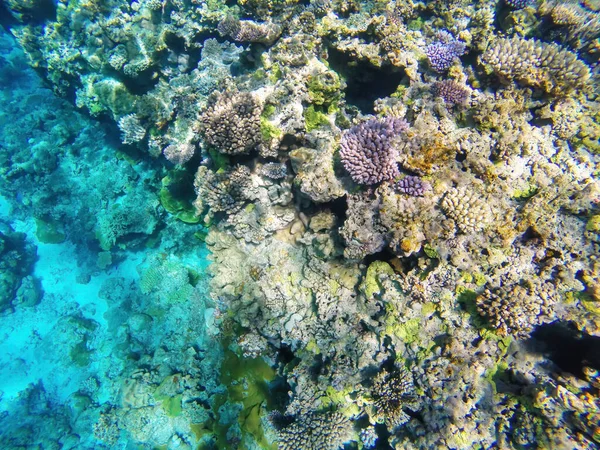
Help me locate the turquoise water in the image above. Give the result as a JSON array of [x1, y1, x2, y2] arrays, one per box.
[[0, 1, 599, 449]]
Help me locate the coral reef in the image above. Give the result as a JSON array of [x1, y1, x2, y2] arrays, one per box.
[[481, 36, 591, 93], [2, 1, 600, 449], [425, 31, 467, 72], [275, 411, 353, 450], [217, 15, 282, 45], [339, 117, 409, 185], [199, 89, 263, 156]]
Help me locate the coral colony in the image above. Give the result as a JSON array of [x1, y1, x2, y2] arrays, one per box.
[[0, 0, 599, 449]]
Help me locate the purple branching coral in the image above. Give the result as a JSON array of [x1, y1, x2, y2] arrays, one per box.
[[394, 175, 431, 197], [432, 80, 470, 106], [425, 31, 466, 72], [339, 118, 409, 185]]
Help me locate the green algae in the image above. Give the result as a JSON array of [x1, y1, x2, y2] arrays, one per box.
[[512, 184, 538, 200], [159, 171, 200, 224], [260, 117, 283, 141], [206, 348, 278, 450], [304, 105, 330, 132], [35, 218, 66, 244], [162, 395, 183, 417], [423, 244, 439, 259], [70, 339, 92, 367], [362, 260, 395, 298], [307, 71, 341, 106]]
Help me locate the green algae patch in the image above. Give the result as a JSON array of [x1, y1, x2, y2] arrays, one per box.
[[587, 215, 600, 232], [35, 218, 66, 244], [159, 172, 200, 224], [362, 261, 395, 298], [307, 71, 341, 106], [70, 339, 93, 367], [407, 17, 424, 31], [304, 105, 330, 132], [512, 184, 538, 200], [394, 318, 421, 345], [207, 147, 230, 171], [423, 244, 439, 259], [162, 395, 183, 417], [260, 118, 283, 141], [213, 349, 277, 450]]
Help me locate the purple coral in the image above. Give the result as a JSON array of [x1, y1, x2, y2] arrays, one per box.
[[340, 118, 408, 185], [425, 31, 466, 72], [432, 80, 469, 106], [395, 175, 431, 197]]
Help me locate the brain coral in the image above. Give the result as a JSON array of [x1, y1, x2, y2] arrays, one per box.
[[339, 117, 408, 185]]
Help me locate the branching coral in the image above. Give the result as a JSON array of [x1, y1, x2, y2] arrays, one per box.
[[369, 366, 418, 430], [441, 186, 493, 234], [475, 282, 558, 337], [480, 36, 591, 93], [276, 411, 353, 450], [339, 117, 408, 185], [118, 114, 146, 145], [199, 89, 263, 155], [425, 31, 467, 72]]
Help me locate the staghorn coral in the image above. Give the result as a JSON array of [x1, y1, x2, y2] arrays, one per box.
[[425, 31, 467, 73], [432, 80, 470, 106], [199, 89, 263, 155], [276, 411, 354, 450], [359, 426, 378, 448], [339, 117, 408, 185], [475, 282, 558, 337], [539, 0, 600, 49], [480, 36, 591, 93]]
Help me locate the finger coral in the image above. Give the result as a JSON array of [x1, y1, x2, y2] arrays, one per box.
[[480, 36, 591, 93], [432, 80, 470, 106], [441, 186, 493, 234], [339, 117, 408, 185]]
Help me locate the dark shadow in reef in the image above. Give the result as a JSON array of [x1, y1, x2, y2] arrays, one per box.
[[325, 46, 407, 115], [528, 321, 600, 379]]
